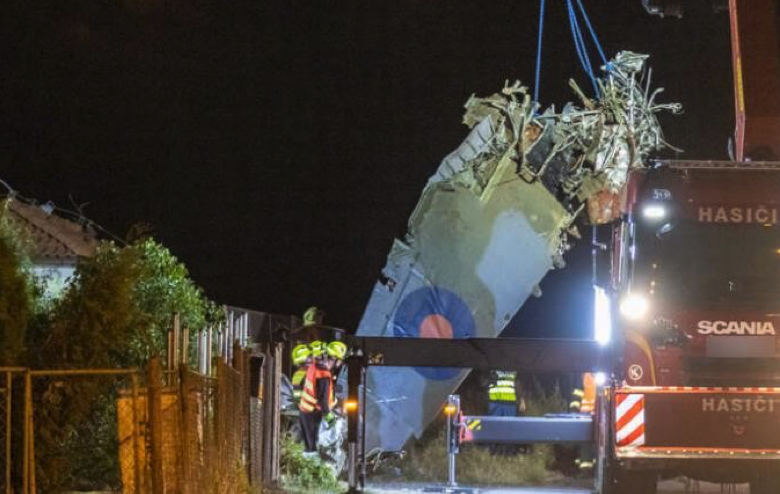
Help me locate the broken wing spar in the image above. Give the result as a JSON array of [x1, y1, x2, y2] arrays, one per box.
[[354, 51, 681, 453]]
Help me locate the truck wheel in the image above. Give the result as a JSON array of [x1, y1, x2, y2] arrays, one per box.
[[750, 476, 780, 494]]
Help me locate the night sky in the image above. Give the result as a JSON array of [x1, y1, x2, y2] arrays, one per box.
[[1, 0, 733, 336]]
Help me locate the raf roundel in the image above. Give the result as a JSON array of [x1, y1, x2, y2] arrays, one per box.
[[392, 286, 476, 380]]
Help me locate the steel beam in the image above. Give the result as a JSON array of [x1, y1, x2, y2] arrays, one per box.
[[460, 414, 593, 444], [345, 336, 604, 373]]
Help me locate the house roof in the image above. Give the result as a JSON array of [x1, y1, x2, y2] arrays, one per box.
[[5, 198, 99, 264]]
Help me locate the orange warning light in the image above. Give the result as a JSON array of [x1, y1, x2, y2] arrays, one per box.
[[344, 400, 358, 413]]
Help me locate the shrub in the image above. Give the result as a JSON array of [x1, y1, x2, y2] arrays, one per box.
[[280, 434, 343, 493], [33, 238, 220, 369], [28, 238, 221, 491]]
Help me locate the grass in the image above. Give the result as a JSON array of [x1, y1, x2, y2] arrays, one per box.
[[373, 378, 573, 487], [280, 434, 345, 493], [402, 431, 553, 486]]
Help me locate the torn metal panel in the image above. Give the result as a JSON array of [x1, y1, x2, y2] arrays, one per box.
[[354, 52, 680, 452]]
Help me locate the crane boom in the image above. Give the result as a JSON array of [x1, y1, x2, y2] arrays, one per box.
[[729, 0, 780, 160], [645, 0, 780, 160]]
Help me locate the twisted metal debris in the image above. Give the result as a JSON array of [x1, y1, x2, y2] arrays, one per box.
[[459, 50, 681, 218]]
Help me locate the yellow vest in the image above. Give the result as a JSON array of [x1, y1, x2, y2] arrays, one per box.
[[488, 371, 517, 402]]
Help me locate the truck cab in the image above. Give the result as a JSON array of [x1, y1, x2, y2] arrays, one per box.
[[600, 160, 780, 493]]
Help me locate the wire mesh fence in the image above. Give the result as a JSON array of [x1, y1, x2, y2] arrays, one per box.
[[149, 348, 258, 493], [28, 370, 142, 493], [1, 344, 272, 493]]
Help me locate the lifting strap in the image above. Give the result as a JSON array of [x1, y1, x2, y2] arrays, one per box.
[[534, 0, 609, 100]]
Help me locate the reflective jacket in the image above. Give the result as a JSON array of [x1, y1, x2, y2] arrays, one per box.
[[291, 367, 307, 402], [299, 363, 335, 414], [488, 370, 517, 403], [570, 373, 596, 414]]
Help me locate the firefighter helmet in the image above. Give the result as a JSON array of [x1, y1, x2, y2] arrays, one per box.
[[327, 341, 347, 360], [303, 306, 324, 327], [291, 344, 311, 366], [309, 340, 325, 358]]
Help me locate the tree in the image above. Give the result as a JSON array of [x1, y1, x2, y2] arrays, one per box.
[[29, 237, 221, 491], [0, 201, 36, 365], [35, 238, 219, 369]]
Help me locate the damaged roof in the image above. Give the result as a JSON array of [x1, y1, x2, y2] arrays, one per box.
[[5, 197, 99, 264]]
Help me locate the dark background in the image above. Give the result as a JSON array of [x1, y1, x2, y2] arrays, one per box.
[[0, 0, 733, 336]]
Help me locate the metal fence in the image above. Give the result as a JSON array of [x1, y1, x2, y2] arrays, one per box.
[[28, 369, 141, 493], [0, 368, 24, 494], [0, 344, 280, 494]]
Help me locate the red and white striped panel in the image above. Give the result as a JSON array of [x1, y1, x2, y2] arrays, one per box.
[[615, 393, 645, 448]]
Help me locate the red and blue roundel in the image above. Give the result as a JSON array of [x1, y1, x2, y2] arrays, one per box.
[[392, 286, 476, 380]]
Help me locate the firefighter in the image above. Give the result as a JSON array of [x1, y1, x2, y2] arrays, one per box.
[[290, 343, 312, 405], [326, 340, 347, 375], [569, 373, 596, 414], [298, 340, 335, 452], [487, 370, 525, 454], [488, 370, 518, 416]]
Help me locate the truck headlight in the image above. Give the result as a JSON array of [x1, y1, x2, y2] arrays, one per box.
[[642, 204, 666, 220], [620, 293, 649, 320], [594, 287, 612, 346]]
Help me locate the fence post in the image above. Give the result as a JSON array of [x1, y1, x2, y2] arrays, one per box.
[[22, 372, 28, 494], [147, 358, 164, 494], [176, 367, 187, 494], [261, 343, 281, 483], [130, 373, 144, 494], [26, 372, 35, 494], [5, 371, 11, 494], [181, 326, 189, 368], [206, 326, 213, 376]]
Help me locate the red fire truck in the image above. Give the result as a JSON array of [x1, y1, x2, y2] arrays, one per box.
[[593, 2, 780, 492], [593, 161, 780, 493]]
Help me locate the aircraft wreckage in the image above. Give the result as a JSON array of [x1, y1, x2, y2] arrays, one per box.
[[354, 51, 681, 452]]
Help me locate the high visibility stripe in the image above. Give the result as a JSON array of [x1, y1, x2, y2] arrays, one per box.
[[631, 446, 780, 454], [489, 386, 515, 392], [616, 410, 644, 443], [622, 423, 646, 447], [292, 370, 307, 386], [616, 397, 643, 431], [619, 386, 780, 394], [616, 393, 642, 418], [615, 394, 645, 448], [489, 388, 516, 401]]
